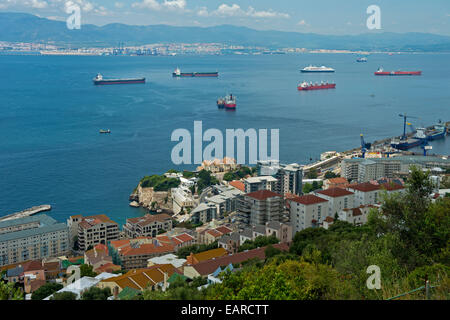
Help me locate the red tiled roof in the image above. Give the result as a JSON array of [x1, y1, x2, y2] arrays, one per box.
[[173, 233, 194, 243], [352, 208, 363, 217], [348, 182, 381, 192], [206, 229, 223, 238], [127, 214, 172, 227], [190, 243, 289, 276], [380, 183, 405, 191], [246, 190, 282, 200], [22, 260, 43, 272], [229, 180, 245, 192], [324, 216, 334, 223], [290, 194, 328, 205], [215, 226, 233, 235], [316, 187, 354, 198]]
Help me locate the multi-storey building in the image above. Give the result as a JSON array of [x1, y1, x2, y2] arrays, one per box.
[[315, 188, 355, 218], [256, 161, 303, 195], [236, 190, 283, 226], [190, 203, 218, 224], [76, 214, 119, 251], [347, 182, 382, 207], [244, 176, 278, 193], [123, 214, 173, 238], [289, 194, 329, 234], [341, 156, 450, 182], [0, 215, 69, 267]]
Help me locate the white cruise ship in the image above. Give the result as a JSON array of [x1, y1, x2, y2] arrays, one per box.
[[300, 65, 335, 73]]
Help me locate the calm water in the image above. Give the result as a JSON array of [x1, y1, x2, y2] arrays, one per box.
[[0, 53, 449, 225]]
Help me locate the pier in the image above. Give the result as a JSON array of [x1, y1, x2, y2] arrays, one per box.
[[0, 205, 52, 222]]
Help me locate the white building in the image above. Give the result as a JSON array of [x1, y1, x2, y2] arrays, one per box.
[[289, 194, 329, 234], [315, 188, 355, 218], [338, 205, 379, 226], [244, 176, 278, 193], [347, 182, 381, 207]]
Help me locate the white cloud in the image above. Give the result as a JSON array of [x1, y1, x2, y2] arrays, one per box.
[[132, 0, 186, 12], [200, 3, 289, 19], [197, 6, 208, 17], [30, 0, 48, 8], [114, 2, 124, 9]]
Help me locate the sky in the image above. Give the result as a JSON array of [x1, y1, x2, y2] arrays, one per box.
[[0, 0, 449, 35]]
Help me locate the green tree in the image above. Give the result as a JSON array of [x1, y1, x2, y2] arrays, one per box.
[[80, 264, 97, 277], [324, 171, 338, 179], [31, 282, 63, 300], [51, 291, 77, 300], [81, 287, 111, 300], [306, 169, 318, 179], [0, 281, 23, 300]]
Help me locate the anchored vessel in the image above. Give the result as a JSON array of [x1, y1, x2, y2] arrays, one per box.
[[172, 67, 218, 77], [224, 94, 236, 110], [356, 57, 367, 62], [93, 73, 145, 85], [297, 81, 336, 91], [217, 97, 226, 108], [301, 65, 335, 73], [374, 67, 422, 76], [99, 129, 111, 134]]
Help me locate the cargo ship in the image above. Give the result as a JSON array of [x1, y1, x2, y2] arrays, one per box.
[[300, 65, 335, 73], [173, 68, 218, 77], [390, 138, 424, 150], [374, 67, 422, 76], [224, 94, 236, 110], [426, 122, 447, 141], [297, 81, 336, 91], [93, 73, 145, 85], [356, 57, 367, 62]]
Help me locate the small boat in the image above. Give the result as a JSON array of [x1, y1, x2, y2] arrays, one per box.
[[217, 97, 226, 108], [99, 129, 111, 134], [356, 57, 367, 62]]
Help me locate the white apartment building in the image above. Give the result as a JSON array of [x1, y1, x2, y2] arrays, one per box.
[[347, 182, 381, 207], [315, 188, 355, 218], [244, 176, 278, 193], [289, 194, 329, 234]]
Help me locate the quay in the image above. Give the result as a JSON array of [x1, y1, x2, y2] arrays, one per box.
[[303, 121, 449, 176], [0, 205, 52, 222]]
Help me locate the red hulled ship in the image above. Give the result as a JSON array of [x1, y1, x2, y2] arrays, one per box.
[[224, 94, 236, 110], [374, 67, 421, 76], [297, 81, 336, 91]]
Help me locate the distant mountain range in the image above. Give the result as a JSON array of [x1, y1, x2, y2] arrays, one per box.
[[1, 12, 450, 51]]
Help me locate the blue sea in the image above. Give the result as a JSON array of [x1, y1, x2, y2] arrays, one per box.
[[0, 53, 449, 226]]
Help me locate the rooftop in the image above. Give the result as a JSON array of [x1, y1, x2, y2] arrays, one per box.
[[246, 190, 282, 201], [348, 182, 381, 192], [190, 247, 228, 264], [229, 180, 245, 192], [316, 187, 354, 198], [290, 194, 328, 205]]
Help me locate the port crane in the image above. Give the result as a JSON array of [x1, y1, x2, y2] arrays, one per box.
[[360, 134, 372, 158], [398, 113, 419, 140]]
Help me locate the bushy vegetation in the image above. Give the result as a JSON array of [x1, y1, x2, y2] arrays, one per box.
[[142, 276, 208, 300], [0, 281, 23, 300], [50, 291, 77, 300], [31, 282, 63, 300], [196, 170, 219, 194], [81, 287, 111, 300], [223, 166, 254, 181], [176, 241, 219, 259], [303, 181, 323, 194], [238, 235, 279, 252], [140, 174, 180, 191]]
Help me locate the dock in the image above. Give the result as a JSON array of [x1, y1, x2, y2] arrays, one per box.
[[0, 205, 52, 222]]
